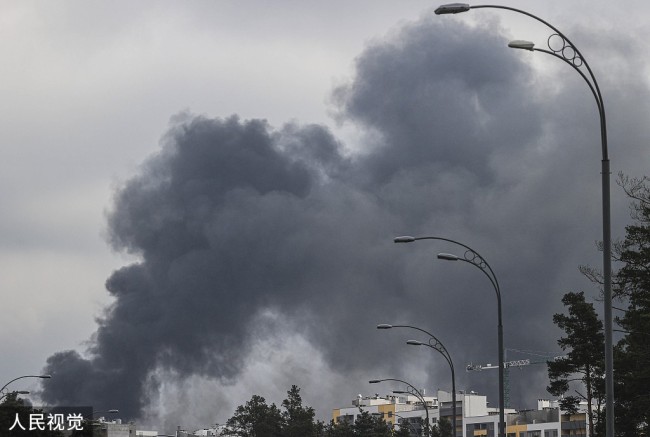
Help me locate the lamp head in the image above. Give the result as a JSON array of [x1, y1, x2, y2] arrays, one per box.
[[435, 3, 471, 14], [394, 236, 416, 243], [39, 375, 52, 379], [393, 390, 407, 394], [108, 410, 119, 414], [16, 391, 29, 395], [437, 253, 460, 261], [377, 324, 393, 329], [369, 380, 382, 384], [406, 340, 423, 346], [508, 40, 535, 51]]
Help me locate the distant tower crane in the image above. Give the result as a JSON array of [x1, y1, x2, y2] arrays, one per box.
[[466, 349, 566, 408]]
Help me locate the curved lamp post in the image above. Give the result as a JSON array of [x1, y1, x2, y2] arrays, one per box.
[[434, 5, 613, 437], [369, 378, 430, 437], [395, 235, 503, 437], [377, 324, 457, 436], [0, 375, 51, 398]]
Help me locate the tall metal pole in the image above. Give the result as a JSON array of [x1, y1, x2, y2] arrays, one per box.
[[412, 341, 458, 437], [434, 5, 613, 436], [394, 236, 503, 437]]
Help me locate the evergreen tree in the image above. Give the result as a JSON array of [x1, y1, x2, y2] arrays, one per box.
[[393, 423, 412, 437], [281, 385, 318, 437], [610, 173, 650, 435], [351, 410, 392, 437], [223, 394, 284, 437], [430, 417, 452, 437], [575, 173, 650, 435], [547, 291, 604, 436], [323, 418, 355, 437]]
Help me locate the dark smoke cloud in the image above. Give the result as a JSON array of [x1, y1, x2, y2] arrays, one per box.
[[41, 12, 650, 424]]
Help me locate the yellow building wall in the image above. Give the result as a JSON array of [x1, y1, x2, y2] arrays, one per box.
[[377, 404, 396, 425], [506, 423, 527, 437], [561, 412, 588, 436]]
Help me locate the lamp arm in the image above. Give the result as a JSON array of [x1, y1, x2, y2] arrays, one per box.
[[411, 236, 501, 295], [457, 257, 501, 300], [0, 376, 36, 394], [422, 342, 454, 372], [472, 4, 607, 158], [533, 48, 603, 117]]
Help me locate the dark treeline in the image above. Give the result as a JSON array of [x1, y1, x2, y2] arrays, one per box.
[[221, 385, 450, 437], [547, 173, 650, 437]]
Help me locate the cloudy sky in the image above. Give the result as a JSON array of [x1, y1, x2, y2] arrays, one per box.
[[2, 0, 650, 433]]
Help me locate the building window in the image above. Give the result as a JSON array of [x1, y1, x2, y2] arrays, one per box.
[[337, 414, 354, 424]]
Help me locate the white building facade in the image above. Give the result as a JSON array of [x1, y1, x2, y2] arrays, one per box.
[[332, 391, 590, 437]]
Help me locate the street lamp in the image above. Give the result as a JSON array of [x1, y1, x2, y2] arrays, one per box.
[[408, 340, 458, 436], [507, 40, 600, 111], [369, 379, 430, 437], [377, 324, 458, 436], [434, 5, 614, 437], [395, 236, 503, 437], [0, 375, 51, 398]]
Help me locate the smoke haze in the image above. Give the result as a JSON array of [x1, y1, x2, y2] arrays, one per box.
[[39, 10, 650, 432]]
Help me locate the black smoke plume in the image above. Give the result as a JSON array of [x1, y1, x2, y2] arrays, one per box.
[[41, 12, 646, 424]]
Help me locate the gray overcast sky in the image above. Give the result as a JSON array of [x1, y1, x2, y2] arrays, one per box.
[[1, 1, 650, 433]]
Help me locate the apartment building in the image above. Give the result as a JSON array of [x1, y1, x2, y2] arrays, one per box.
[[332, 391, 590, 437]]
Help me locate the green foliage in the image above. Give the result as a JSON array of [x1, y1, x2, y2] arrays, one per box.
[[0, 392, 65, 437], [323, 418, 355, 437], [430, 417, 452, 437], [392, 424, 411, 437], [222, 386, 402, 437], [223, 394, 284, 437], [223, 386, 325, 437], [281, 385, 318, 437], [547, 291, 604, 436], [574, 173, 650, 436], [610, 173, 650, 436], [349, 410, 392, 437]]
